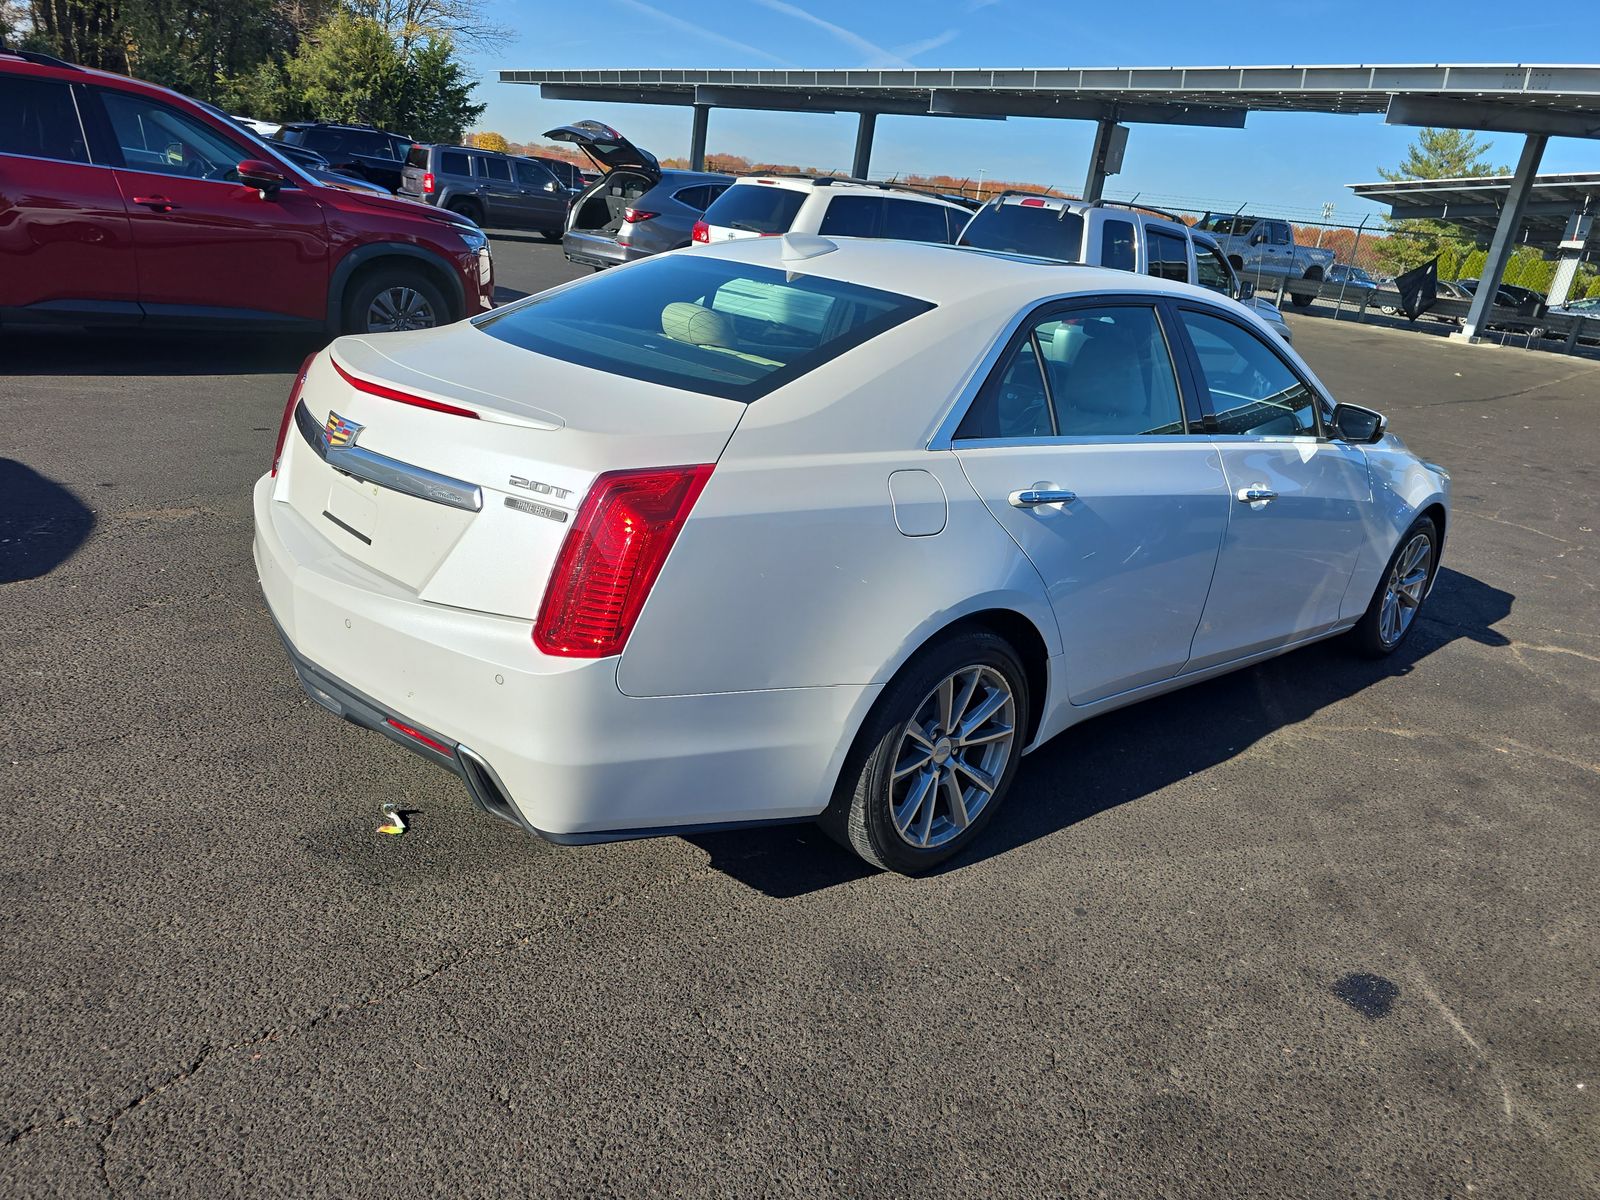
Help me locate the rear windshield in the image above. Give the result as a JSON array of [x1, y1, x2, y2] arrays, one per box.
[[405, 144, 429, 169], [704, 184, 807, 235], [958, 204, 1085, 261], [475, 255, 935, 402]]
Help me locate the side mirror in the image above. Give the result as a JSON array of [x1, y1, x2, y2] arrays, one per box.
[[1236, 279, 1256, 301], [1332, 402, 1387, 444], [238, 159, 286, 195]]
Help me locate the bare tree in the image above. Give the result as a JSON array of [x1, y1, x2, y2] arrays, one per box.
[[348, 0, 510, 52]]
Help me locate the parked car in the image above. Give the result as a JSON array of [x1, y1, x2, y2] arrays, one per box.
[[533, 155, 590, 191], [695, 175, 971, 247], [233, 114, 281, 138], [1193, 213, 1336, 307], [273, 122, 412, 192], [957, 193, 1294, 343], [1460, 279, 1545, 311], [399, 143, 576, 237], [254, 137, 391, 196], [1326, 263, 1378, 292], [1546, 295, 1600, 345], [544, 120, 732, 269], [0, 49, 494, 334], [255, 234, 1448, 873]]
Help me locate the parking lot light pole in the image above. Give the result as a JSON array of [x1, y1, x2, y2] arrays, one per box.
[[1457, 132, 1548, 342], [689, 103, 710, 172], [852, 112, 877, 180]]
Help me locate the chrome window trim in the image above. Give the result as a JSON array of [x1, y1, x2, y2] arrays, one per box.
[[294, 401, 483, 512]]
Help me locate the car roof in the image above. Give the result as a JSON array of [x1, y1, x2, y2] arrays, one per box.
[[727, 176, 966, 206], [692, 235, 1220, 308]]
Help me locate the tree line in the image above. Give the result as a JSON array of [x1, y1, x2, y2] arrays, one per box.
[[3, 0, 498, 141]]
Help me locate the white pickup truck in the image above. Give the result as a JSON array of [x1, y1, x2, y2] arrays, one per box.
[[1192, 213, 1335, 308], [957, 194, 1294, 342]]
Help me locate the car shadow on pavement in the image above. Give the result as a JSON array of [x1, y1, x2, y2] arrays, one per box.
[[687, 567, 1512, 896], [0, 459, 98, 584], [0, 329, 325, 377]]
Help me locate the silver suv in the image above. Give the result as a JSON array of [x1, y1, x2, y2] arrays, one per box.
[[696, 176, 971, 246], [958, 193, 1294, 343], [400, 144, 577, 238]]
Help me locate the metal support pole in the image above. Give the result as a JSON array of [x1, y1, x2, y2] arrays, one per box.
[[688, 104, 709, 172], [851, 112, 876, 180], [1458, 133, 1547, 342], [1082, 116, 1116, 202]]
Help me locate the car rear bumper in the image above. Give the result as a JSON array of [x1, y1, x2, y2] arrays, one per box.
[[252, 475, 873, 841], [560, 232, 646, 269]]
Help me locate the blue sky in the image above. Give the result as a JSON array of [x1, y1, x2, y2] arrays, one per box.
[[464, 0, 1595, 223]]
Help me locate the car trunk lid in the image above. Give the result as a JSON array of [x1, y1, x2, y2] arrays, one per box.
[[542, 120, 659, 182], [274, 323, 741, 620]]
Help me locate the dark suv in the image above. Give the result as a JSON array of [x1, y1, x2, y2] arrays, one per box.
[[0, 51, 494, 334], [399, 144, 576, 238], [273, 122, 412, 193]]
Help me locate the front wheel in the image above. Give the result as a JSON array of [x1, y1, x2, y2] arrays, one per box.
[[821, 629, 1029, 874], [342, 270, 448, 334], [1350, 517, 1438, 657]]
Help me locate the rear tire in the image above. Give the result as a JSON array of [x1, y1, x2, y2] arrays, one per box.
[[446, 198, 483, 225], [1350, 517, 1438, 657], [820, 629, 1030, 875], [538, 227, 563, 243], [342, 268, 449, 335], [1292, 269, 1321, 308]]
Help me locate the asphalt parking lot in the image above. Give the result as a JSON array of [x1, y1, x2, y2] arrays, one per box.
[[3, 235, 1598, 1198]]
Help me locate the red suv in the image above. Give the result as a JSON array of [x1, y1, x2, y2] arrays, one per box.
[[0, 49, 493, 335]]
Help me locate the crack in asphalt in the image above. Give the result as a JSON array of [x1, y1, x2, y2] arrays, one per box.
[[58, 861, 721, 1192]]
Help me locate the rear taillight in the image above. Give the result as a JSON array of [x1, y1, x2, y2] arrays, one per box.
[[623, 208, 658, 223], [331, 358, 479, 419], [422, 171, 435, 194], [534, 465, 715, 658], [270, 352, 317, 477], [691, 219, 709, 243]]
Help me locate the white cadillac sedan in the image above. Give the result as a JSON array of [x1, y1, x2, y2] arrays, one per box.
[[254, 235, 1449, 874]]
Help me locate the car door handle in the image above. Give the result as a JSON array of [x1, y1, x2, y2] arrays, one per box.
[[132, 195, 177, 212], [1235, 485, 1278, 504], [1009, 488, 1077, 508]]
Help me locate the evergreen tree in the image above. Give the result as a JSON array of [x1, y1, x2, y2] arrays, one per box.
[[1374, 129, 1509, 275]]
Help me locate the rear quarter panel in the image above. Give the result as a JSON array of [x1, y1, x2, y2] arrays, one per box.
[[616, 307, 1061, 697]]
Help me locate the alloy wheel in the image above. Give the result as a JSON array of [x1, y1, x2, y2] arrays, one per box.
[[366, 286, 437, 332], [890, 665, 1017, 850], [1379, 532, 1433, 647]]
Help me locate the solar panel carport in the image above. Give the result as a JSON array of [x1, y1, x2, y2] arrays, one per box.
[[1349, 172, 1598, 308], [504, 63, 1600, 341]]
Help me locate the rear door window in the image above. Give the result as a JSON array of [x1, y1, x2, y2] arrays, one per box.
[[1101, 219, 1136, 271], [482, 156, 512, 183], [476, 255, 934, 403], [818, 196, 882, 238], [882, 198, 952, 243], [1146, 231, 1189, 282], [702, 184, 806, 234], [0, 77, 89, 163]]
